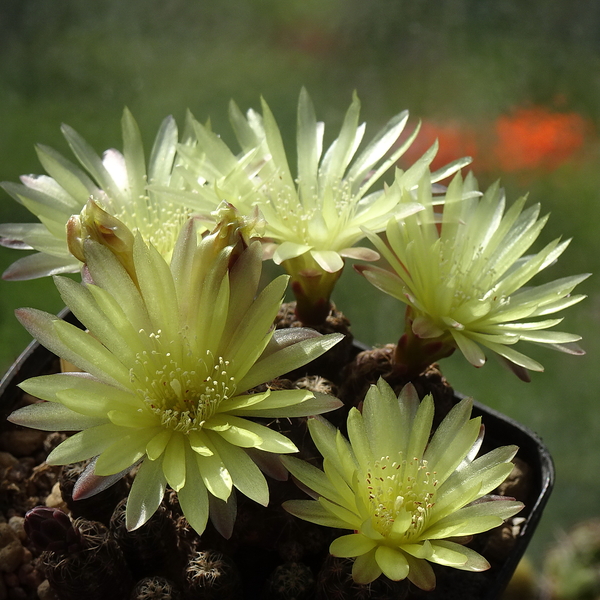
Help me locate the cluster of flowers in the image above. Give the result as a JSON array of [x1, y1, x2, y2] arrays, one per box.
[[0, 91, 588, 590]]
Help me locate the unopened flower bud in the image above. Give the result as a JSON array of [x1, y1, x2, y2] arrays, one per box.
[[67, 198, 136, 279], [207, 201, 264, 268], [24, 507, 84, 555]]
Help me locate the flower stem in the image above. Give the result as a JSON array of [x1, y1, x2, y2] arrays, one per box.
[[283, 255, 343, 326], [393, 307, 456, 379]]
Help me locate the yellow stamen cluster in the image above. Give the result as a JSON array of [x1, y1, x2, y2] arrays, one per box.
[[132, 337, 235, 434], [262, 178, 355, 246], [113, 200, 193, 262], [362, 455, 438, 541]]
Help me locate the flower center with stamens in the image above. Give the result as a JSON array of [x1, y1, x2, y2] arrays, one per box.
[[362, 455, 438, 542], [131, 337, 236, 434], [261, 179, 356, 246], [422, 239, 506, 323], [113, 199, 193, 261]]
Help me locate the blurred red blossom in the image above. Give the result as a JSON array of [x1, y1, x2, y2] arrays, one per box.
[[398, 120, 480, 173], [493, 107, 590, 172], [397, 106, 592, 177]]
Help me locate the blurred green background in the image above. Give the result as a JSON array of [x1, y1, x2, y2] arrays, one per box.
[[1, 0, 599, 587]]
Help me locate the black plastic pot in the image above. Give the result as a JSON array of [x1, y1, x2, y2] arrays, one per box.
[[469, 397, 554, 600], [0, 326, 554, 600]]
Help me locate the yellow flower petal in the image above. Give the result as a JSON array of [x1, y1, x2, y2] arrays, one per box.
[[375, 546, 410, 581], [146, 429, 173, 461], [163, 433, 186, 492], [330, 533, 377, 558]]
